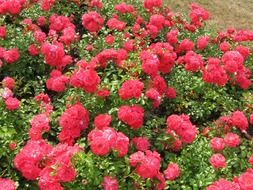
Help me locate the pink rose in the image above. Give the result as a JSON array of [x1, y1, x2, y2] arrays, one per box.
[[164, 162, 180, 181], [210, 137, 225, 152], [210, 153, 226, 169], [224, 133, 240, 148], [5, 97, 20, 111]]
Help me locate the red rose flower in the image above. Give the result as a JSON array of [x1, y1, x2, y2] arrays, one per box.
[[230, 111, 248, 132], [176, 39, 194, 53], [189, 3, 209, 27], [0, 178, 16, 190], [210, 137, 225, 152], [149, 14, 165, 30], [2, 77, 15, 89], [166, 29, 179, 45], [90, 135, 111, 156], [41, 42, 72, 68], [3, 48, 20, 64], [46, 70, 69, 92], [197, 36, 209, 50], [94, 114, 112, 129], [115, 3, 134, 14], [238, 170, 253, 190], [28, 44, 40, 56], [8, 142, 16, 150], [29, 114, 50, 140], [90, 0, 103, 9], [0, 26, 6, 38], [5, 97, 20, 111], [130, 150, 161, 179], [70, 68, 100, 93], [101, 176, 119, 190], [210, 153, 226, 169], [118, 105, 144, 129], [34, 30, 46, 43], [224, 132, 240, 148], [166, 114, 197, 144], [40, 0, 56, 11], [164, 162, 180, 181], [149, 75, 167, 95], [165, 87, 176, 99], [88, 127, 128, 157], [105, 34, 115, 45], [140, 51, 159, 77], [112, 132, 129, 157], [96, 88, 110, 98], [202, 57, 228, 86], [59, 103, 89, 145], [82, 11, 104, 32], [143, 0, 162, 11], [222, 51, 244, 73], [107, 17, 126, 31], [118, 79, 144, 100], [184, 51, 204, 72], [37, 16, 46, 26], [132, 137, 150, 151], [1, 87, 13, 100], [38, 167, 63, 190], [206, 178, 237, 190], [219, 41, 230, 52], [14, 140, 52, 180]]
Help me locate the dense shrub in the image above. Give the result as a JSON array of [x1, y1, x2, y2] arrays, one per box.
[[0, 0, 253, 189]]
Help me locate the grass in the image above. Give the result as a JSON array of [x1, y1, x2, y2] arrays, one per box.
[[165, 0, 253, 31]]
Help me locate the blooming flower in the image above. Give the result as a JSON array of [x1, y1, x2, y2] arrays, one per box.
[[101, 176, 119, 190], [94, 114, 112, 129], [2, 77, 15, 89], [82, 11, 104, 32], [224, 133, 240, 148], [5, 97, 20, 111], [0, 178, 16, 190], [130, 150, 161, 178], [70, 68, 100, 93], [210, 153, 226, 169], [46, 70, 69, 92], [118, 105, 144, 129], [118, 79, 144, 100], [210, 137, 225, 152], [132, 137, 150, 151], [59, 103, 89, 145], [164, 162, 180, 181], [143, 0, 162, 11]]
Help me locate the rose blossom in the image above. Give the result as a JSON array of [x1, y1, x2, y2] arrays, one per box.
[[210, 153, 226, 169]]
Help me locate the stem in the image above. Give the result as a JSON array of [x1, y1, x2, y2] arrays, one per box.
[[242, 131, 253, 141]]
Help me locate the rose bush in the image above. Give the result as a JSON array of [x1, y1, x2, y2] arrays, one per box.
[[0, 0, 253, 189]]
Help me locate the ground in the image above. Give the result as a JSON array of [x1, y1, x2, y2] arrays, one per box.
[[166, 0, 253, 30]]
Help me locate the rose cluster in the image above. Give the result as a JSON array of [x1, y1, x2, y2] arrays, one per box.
[[14, 140, 80, 190], [118, 105, 144, 129], [88, 127, 129, 157], [207, 168, 253, 190], [59, 103, 89, 145], [1, 77, 20, 111], [0, 0, 26, 15], [166, 114, 197, 150], [208, 110, 253, 170], [129, 150, 161, 179]]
